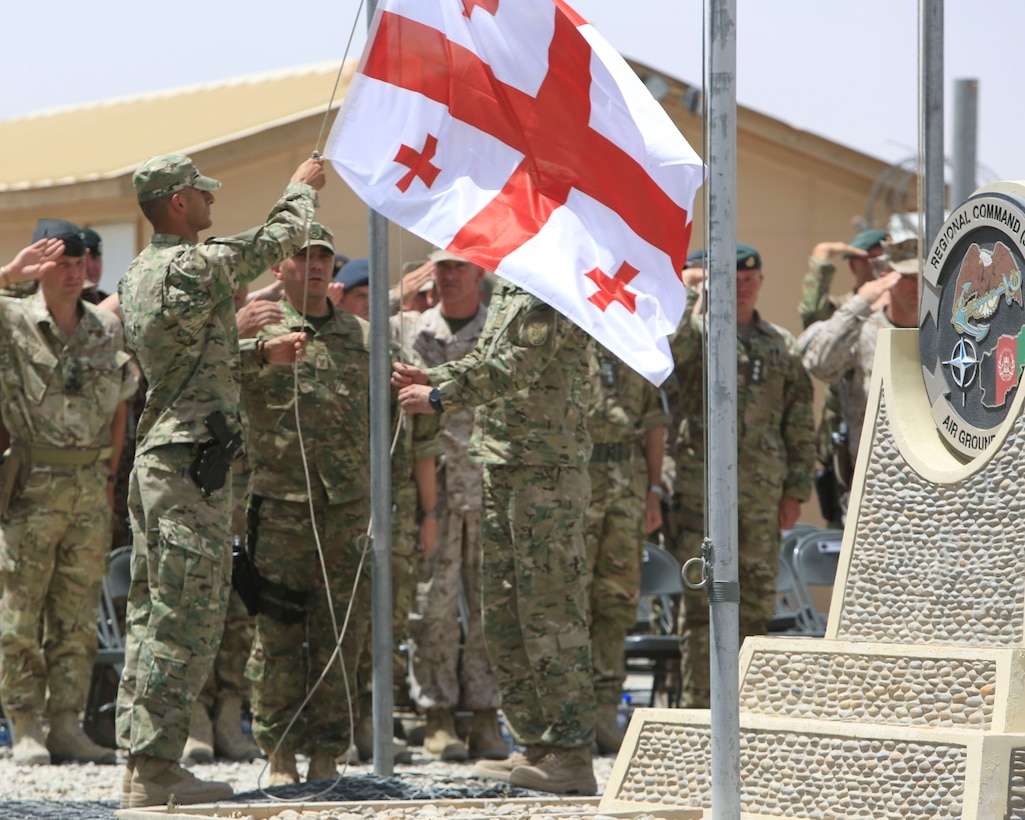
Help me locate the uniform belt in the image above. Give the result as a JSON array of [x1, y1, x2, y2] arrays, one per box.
[[27, 444, 112, 466], [591, 441, 640, 462]]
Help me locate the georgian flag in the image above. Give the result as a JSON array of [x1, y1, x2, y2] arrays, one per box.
[[325, 0, 705, 384]]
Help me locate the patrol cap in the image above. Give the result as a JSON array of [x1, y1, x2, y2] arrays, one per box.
[[302, 222, 334, 253], [80, 227, 102, 256], [843, 228, 891, 258], [133, 154, 221, 203], [429, 247, 469, 264], [32, 218, 85, 257], [334, 257, 369, 289], [736, 243, 761, 271]]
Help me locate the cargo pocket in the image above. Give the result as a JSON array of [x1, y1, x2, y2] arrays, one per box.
[[155, 515, 222, 612]]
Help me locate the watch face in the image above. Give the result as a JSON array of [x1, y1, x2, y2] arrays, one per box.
[[920, 190, 1025, 458]]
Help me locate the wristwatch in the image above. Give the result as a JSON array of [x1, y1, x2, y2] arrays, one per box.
[[428, 386, 444, 413]]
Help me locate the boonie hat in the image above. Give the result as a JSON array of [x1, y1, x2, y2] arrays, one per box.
[[133, 154, 221, 203], [334, 257, 369, 289], [32, 218, 85, 257]]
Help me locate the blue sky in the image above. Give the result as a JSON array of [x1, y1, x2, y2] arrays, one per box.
[[3, 1, 1023, 182]]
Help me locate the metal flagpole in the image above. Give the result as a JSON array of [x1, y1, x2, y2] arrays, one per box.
[[366, 0, 395, 776], [919, 0, 945, 249], [951, 78, 977, 211], [704, 0, 741, 817]]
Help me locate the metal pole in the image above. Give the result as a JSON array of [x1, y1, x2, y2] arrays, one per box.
[[951, 78, 978, 209], [705, 1, 740, 818], [919, 0, 945, 249], [366, 0, 395, 776]]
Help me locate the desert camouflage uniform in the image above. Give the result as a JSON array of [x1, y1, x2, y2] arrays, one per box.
[[799, 296, 894, 465], [585, 346, 669, 709], [407, 301, 500, 712], [114, 181, 318, 761], [355, 330, 442, 718], [242, 300, 373, 757], [670, 292, 815, 707], [0, 291, 136, 717], [428, 280, 595, 748]]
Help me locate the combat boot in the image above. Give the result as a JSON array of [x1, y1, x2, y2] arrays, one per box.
[[471, 744, 549, 782], [122, 755, 137, 807], [509, 745, 597, 795], [181, 700, 214, 764], [11, 712, 49, 766], [467, 709, 508, 760], [307, 751, 338, 781], [46, 710, 117, 764], [267, 751, 299, 786], [212, 695, 261, 761], [594, 703, 625, 755], [354, 712, 412, 763], [423, 708, 467, 761], [124, 754, 233, 808]]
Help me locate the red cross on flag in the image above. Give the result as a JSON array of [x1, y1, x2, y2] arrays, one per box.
[[325, 0, 705, 384]]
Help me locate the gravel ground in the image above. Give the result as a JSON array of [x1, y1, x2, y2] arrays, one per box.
[[0, 743, 620, 819]]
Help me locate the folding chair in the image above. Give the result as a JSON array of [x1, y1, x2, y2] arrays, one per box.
[[624, 543, 684, 707], [789, 529, 843, 637], [84, 546, 132, 745], [768, 525, 820, 635]]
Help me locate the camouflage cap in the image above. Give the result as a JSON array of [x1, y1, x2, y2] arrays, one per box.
[[32, 218, 85, 257], [891, 257, 921, 275], [736, 243, 762, 271], [133, 154, 221, 203], [303, 222, 334, 253], [843, 228, 891, 258]]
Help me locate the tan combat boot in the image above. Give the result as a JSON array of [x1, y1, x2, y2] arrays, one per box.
[[121, 755, 137, 807], [46, 710, 117, 764], [467, 709, 509, 760], [307, 751, 338, 781], [354, 712, 412, 763], [267, 750, 299, 786], [594, 703, 625, 755], [11, 712, 50, 766], [423, 708, 467, 761], [181, 700, 214, 764], [509, 745, 598, 795], [124, 754, 233, 808], [212, 695, 260, 761], [471, 744, 549, 782]]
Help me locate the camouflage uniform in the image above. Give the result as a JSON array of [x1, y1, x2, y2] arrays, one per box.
[[585, 346, 669, 710], [241, 300, 372, 758], [799, 296, 895, 464], [428, 280, 595, 748], [0, 291, 136, 717], [407, 301, 500, 712], [114, 180, 319, 761], [670, 293, 815, 707]]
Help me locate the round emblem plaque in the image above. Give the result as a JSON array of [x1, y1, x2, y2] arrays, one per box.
[[920, 185, 1025, 458]]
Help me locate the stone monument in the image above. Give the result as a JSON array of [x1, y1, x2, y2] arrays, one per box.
[[600, 181, 1025, 819]]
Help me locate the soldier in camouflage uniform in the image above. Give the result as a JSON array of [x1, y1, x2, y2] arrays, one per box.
[[394, 278, 597, 796], [0, 222, 136, 767], [115, 153, 324, 809], [670, 244, 816, 708], [239, 223, 374, 784], [407, 250, 505, 763], [585, 345, 668, 752], [799, 240, 920, 512], [798, 229, 890, 526]]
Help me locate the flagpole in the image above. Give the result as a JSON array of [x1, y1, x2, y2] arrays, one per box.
[[704, 0, 741, 818], [919, 0, 944, 249], [366, 0, 396, 777]]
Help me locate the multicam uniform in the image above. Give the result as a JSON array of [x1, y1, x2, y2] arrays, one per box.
[[670, 296, 815, 707], [408, 301, 500, 713], [585, 347, 669, 712], [0, 291, 135, 718], [115, 181, 318, 761], [242, 300, 372, 758], [428, 281, 595, 749]]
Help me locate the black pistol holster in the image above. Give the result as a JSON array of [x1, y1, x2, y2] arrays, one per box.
[[232, 494, 306, 624], [189, 410, 244, 497]]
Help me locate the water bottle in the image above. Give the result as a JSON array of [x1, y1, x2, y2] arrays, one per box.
[[0, 720, 10, 748], [617, 693, 632, 730]]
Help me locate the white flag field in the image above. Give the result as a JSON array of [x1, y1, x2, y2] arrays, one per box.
[[325, 0, 705, 385]]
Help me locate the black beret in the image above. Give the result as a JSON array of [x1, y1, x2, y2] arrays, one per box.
[[80, 227, 102, 255], [32, 219, 85, 257]]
